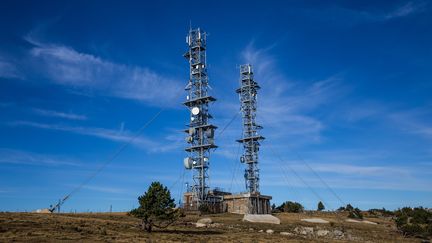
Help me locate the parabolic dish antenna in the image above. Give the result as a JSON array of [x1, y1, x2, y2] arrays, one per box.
[[191, 107, 200, 115], [184, 157, 193, 169]]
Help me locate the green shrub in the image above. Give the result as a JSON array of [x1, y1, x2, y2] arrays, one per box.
[[278, 201, 304, 213], [427, 223, 432, 235], [395, 214, 408, 228], [394, 207, 432, 238], [368, 208, 394, 217], [339, 204, 363, 219], [348, 207, 363, 219], [400, 224, 423, 237]]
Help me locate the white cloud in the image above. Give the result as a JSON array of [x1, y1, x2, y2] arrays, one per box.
[[32, 108, 87, 120], [239, 42, 345, 144], [81, 185, 128, 194], [0, 59, 22, 79], [300, 163, 409, 177], [388, 108, 432, 139], [22, 34, 183, 107], [212, 42, 347, 162], [261, 174, 432, 192], [385, 1, 427, 19], [0, 148, 80, 166], [148, 132, 185, 153], [8, 120, 158, 149], [297, 1, 428, 27], [339, 101, 387, 122], [211, 167, 432, 192]]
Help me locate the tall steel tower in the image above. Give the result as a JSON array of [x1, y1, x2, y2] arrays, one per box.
[[183, 27, 217, 206], [237, 64, 264, 194]]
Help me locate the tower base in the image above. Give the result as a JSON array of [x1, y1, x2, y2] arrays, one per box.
[[182, 188, 231, 213], [182, 191, 272, 215], [223, 192, 272, 214]]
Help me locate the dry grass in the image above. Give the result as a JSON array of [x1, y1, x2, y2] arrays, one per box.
[[0, 211, 422, 242]]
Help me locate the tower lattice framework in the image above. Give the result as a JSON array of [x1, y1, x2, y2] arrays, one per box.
[[236, 64, 264, 194], [183, 27, 217, 206]]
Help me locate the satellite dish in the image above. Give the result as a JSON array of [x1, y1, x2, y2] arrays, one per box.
[[191, 107, 200, 115], [185, 136, 193, 143], [188, 128, 195, 135], [184, 157, 193, 169]]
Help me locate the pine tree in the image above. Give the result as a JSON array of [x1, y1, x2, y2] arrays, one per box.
[[317, 201, 325, 211], [129, 182, 183, 232]]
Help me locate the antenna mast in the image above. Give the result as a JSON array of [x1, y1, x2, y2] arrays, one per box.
[[237, 64, 264, 194], [183, 27, 217, 207]]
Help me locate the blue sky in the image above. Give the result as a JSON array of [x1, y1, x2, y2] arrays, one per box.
[[0, 0, 431, 212]]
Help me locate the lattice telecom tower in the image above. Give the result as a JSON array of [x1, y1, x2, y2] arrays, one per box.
[[236, 64, 264, 194], [183, 27, 217, 206]]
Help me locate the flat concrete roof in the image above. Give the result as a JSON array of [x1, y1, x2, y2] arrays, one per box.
[[223, 193, 272, 200], [184, 192, 272, 200]]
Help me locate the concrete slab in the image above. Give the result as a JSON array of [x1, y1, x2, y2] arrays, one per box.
[[301, 218, 329, 224], [34, 209, 51, 213], [195, 223, 206, 228], [345, 219, 377, 225], [197, 217, 212, 224], [242, 214, 280, 224]]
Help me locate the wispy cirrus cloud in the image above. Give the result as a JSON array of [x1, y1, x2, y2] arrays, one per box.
[[253, 146, 432, 194], [0, 148, 80, 166], [25, 39, 183, 107], [292, 1, 428, 28], [213, 41, 347, 162], [212, 166, 432, 192], [1, 26, 183, 107], [388, 107, 432, 139], [0, 59, 22, 79], [81, 185, 129, 194], [8, 120, 158, 149], [290, 162, 410, 177], [149, 132, 185, 153], [32, 108, 87, 120], [338, 100, 388, 122], [329, 99, 432, 143], [352, 1, 428, 22], [259, 173, 432, 192], [240, 42, 346, 143], [385, 1, 427, 19]]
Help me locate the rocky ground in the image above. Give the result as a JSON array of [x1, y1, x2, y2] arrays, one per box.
[[0, 211, 428, 242]]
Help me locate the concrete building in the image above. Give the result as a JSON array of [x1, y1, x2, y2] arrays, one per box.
[[223, 193, 272, 214], [183, 190, 271, 214]]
